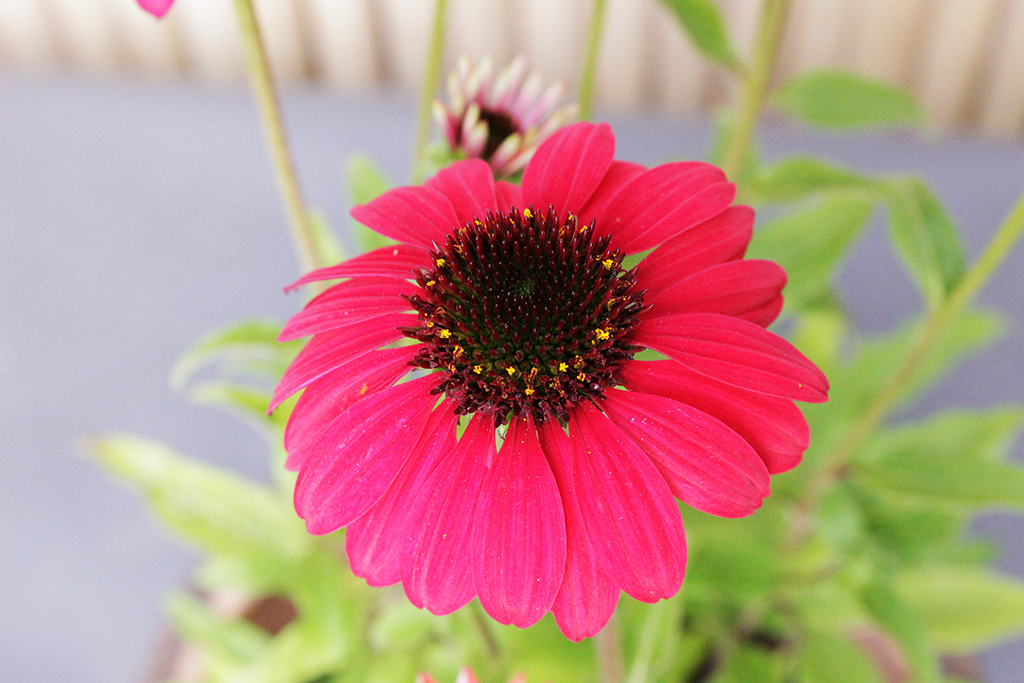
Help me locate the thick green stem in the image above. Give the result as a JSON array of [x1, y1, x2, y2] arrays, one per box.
[[414, 0, 449, 176], [802, 183, 1024, 509], [232, 0, 322, 273], [577, 0, 608, 121], [720, 0, 790, 182], [595, 611, 624, 683]]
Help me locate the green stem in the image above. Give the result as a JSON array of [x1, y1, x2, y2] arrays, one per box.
[[577, 0, 608, 121], [720, 0, 790, 182], [469, 600, 500, 660], [624, 600, 666, 683], [595, 610, 624, 683], [414, 0, 449, 176], [803, 182, 1024, 508], [232, 0, 322, 273]]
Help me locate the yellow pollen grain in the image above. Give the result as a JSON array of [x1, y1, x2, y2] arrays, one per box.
[[438, 329, 452, 339], [426, 280, 436, 287], [506, 366, 517, 376], [602, 258, 615, 269], [473, 365, 483, 374], [474, 219, 482, 226], [425, 321, 434, 327], [594, 328, 611, 341], [577, 372, 587, 381], [525, 387, 535, 396], [523, 208, 533, 219], [558, 362, 569, 372], [453, 345, 464, 357], [435, 258, 446, 267]]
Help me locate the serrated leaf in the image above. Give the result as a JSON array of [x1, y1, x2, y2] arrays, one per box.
[[347, 154, 398, 254], [747, 192, 875, 310], [170, 319, 298, 390], [750, 156, 882, 204], [861, 582, 941, 683], [798, 632, 884, 683], [657, 0, 739, 68], [893, 566, 1024, 651], [89, 434, 310, 564], [886, 178, 967, 308], [773, 69, 925, 129]]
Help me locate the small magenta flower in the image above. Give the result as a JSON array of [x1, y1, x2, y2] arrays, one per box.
[[272, 122, 828, 640], [433, 55, 578, 178], [136, 0, 174, 18]]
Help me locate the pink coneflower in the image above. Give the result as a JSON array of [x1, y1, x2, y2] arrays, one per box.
[[433, 55, 578, 178], [272, 122, 828, 640], [136, 0, 174, 18]]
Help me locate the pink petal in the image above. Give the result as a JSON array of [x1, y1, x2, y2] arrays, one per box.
[[270, 313, 414, 410], [346, 403, 459, 586], [472, 416, 567, 628], [137, 0, 173, 18], [634, 206, 753, 298], [633, 313, 829, 403], [278, 277, 418, 341], [351, 185, 460, 250], [404, 413, 494, 615], [594, 162, 735, 254], [521, 122, 615, 217], [494, 180, 523, 211], [621, 360, 809, 474], [602, 390, 770, 518], [426, 159, 497, 226], [285, 244, 429, 292], [293, 375, 440, 535], [283, 345, 419, 460], [538, 420, 620, 641], [645, 260, 786, 328], [575, 161, 646, 228], [570, 403, 686, 603]]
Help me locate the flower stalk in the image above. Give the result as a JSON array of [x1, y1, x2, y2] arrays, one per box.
[[415, 0, 450, 175], [232, 0, 323, 273], [720, 0, 790, 183], [577, 0, 608, 121], [595, 610, 625, 683]]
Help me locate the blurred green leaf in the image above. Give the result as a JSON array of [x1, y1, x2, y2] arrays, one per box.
[[90, 434, 310, 566], [711, 645, 784, 683], [747, 191, 875, 310], [885, 178, 967, 308], [750, 157, 882, 204], [347, 154, 398, 254], [190, 382, 287, 435], [170, 318, 298, 390], [165, 592, 270, 666], [860, 408, 1024, 466], [710, 113, 759, 187], [309, 210, 348, 266], [657, 0, 740, 69], [790, 305, 849, 377], [861, 582, 941, 683], [893, 566, 1024, 652], [798, 632, 884, 683], [773, 69, 925, 129]]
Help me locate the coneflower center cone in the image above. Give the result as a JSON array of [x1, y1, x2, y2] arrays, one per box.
[[403, 206, 645, 425]]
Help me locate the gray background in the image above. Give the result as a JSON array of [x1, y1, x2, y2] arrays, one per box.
[[1, 73, 1022, 682]]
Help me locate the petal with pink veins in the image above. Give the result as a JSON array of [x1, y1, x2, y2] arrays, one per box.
[[645, 260, 786, 328], [270, 313, 415, 410], [574, 161, 646, 228], [602, 390, 770, 518], [405, 413, 494, 614], [426, 159, 498, 225], [494, 181, 523, 212], [283, 345, 419, 459], [570, 403, 686, 603], [635, 206, 753, 298], [634, 313, 829, 403], [622, 360, 809, 474], [594, 162, 735, 254], [351, 185, 460, 249], [472, 416, 566, 628], [284, 244, 430, 292], [522, 122, 615, 217], [538, 420, 620, 641], [293, 375, 440, 535], [346, 403, 459, 586], [278, 277, 418, 341]]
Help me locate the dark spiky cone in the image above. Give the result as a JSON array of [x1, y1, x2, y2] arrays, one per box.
[[402, 206, 645, 425]]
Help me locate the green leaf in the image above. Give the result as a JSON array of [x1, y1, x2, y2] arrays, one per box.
[[165, 592, 270, 665], [798, 632, 884, 683], [747, 191, 875, 310], [711, 645, 784, 683], [773, 69, 925, 129], [893, 566, 1024, 651], [190, 381, 288, 435], [89, 434, 311, 565], [860, 408, 1024, 466], [170, 319, 298, 390], [885, 178, 967, 308], [750, 156, 883, 204], [861, 582, 941, 683], [790, 305, 849, 377], [657, 0, 740, 68], [309, 210, 348, 266], [347, 154, 397, 254]]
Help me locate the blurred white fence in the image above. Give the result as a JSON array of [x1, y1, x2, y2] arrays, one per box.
[[1, 0, 1023, 136]]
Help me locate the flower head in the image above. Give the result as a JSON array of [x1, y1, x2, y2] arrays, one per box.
[[136, 0, 174, 18], [433, 55, 578, 178], [273, 122, 828, 640]]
